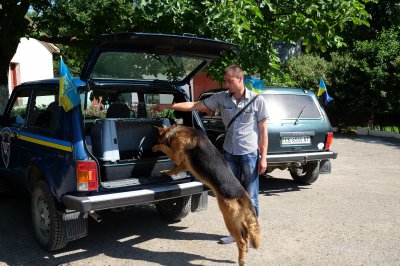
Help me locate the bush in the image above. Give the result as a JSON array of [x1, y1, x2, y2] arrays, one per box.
[[272, 28, 400, 129], [282, 54, 329, 90], [351, 28, 400, 113]]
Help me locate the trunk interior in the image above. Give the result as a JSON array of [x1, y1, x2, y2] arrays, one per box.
[[85, 117, 183, 185], [82, 87, 194, 187]]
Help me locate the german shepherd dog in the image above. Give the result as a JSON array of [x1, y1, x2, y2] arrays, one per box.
[[152, 124, 260, 265]]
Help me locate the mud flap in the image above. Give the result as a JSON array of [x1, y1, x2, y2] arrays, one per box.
[[191, 191, 208, 212], [63, 210, 88, 242], [319, 160, 331, 174]]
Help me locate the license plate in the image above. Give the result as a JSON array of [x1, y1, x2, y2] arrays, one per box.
[[281, 136, 311, 145]]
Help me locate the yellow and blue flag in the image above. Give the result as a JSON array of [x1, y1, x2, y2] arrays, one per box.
[[59, 58, 80, 112], [317, 78, 333, 105], [244, 76, 265, 94]]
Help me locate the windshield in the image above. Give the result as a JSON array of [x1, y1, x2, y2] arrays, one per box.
[[263, 94, 321, 120], [90, 52, 204, 81]]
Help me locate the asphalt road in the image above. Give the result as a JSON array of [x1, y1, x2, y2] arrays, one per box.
[[0, 134, 399, 266]]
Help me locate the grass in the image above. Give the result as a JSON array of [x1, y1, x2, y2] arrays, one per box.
[[369, 125, 400, 133], [338, 125, 400, 134]]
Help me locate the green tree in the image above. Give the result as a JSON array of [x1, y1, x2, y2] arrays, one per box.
[[29, 0, 138, 74], [281, 27, 400, 127], [135, 0, 373, 80], [341, 0, 400, 45], [283, 54, 329, 89], [1, 0, 373, 104], [0, 0, 52, 111], [329, 28, 400, 115], [0, 1, 32, 109]]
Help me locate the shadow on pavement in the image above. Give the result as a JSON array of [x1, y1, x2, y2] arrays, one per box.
[[0, 194, 234, 266], [259, 174, 310, 197], [336, 133, 400, 149]]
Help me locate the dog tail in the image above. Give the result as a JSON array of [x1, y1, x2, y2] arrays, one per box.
[[245, 198, 260, 249]]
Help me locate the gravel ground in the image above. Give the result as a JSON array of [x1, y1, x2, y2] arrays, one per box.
[[0, 134, 399, 266]]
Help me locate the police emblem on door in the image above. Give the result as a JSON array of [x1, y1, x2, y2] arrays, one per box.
[[1, 128, 12, 168]]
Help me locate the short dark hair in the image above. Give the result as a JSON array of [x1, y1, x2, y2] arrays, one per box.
[[224, 65, 243, 77]]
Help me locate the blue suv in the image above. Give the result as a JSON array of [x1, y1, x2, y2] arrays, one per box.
[[0, 33, 234, 251]]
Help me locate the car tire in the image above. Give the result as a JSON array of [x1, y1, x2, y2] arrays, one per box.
[[155, 195, 191, 221], [290, 161, 320, 185], [31, 180, 67, 251]]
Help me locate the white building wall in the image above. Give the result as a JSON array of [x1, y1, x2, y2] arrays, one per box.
[[8, 38, 55, 93]]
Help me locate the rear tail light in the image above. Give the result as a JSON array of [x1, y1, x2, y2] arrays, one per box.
[[76, 160, 99, 191], [325, 132, 334, 150]]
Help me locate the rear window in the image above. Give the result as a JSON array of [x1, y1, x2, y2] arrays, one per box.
[[90, 52, 203, 82], [262, 94, 321, 120]]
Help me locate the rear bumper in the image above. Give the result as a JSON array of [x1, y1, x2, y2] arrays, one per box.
[[62, 181, 205, 213], [268, 151, 338, 165]]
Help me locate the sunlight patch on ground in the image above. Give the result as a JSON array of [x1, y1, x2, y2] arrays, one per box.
[[50, 249, 87, 258], [117, 235, 140, 243]]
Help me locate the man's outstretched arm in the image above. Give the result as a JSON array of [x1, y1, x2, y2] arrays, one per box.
[[156, 101, 208, 112]]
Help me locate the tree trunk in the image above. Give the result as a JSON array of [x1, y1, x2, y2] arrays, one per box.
[[0, 86, 8, 114], [0, 38, 21, 113], [0, 62, 11, 114], [0, 0, 31, 113]]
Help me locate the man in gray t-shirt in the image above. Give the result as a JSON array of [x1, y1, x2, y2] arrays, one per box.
[[156, 65, 268, 244], [202, 86, 268, 155]]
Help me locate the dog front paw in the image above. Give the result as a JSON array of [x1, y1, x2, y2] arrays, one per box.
[[160, 170, 172, 176], [152, 144, 161, 152]]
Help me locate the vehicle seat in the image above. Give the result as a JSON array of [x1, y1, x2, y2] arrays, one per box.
[[45, 101, 59, 129], [106, 103, 130, 118], [28, 101, 59, 129]]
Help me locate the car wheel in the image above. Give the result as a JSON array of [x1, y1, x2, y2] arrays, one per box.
[[290, 161, 320, 185], [155, 195, 191, 221], [31, 180, 67, 251]]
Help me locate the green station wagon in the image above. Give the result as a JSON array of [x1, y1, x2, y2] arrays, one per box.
[[198, 87, 338, 184]]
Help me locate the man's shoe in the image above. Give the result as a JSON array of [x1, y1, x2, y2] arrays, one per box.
[[218, 235, 235, 244]]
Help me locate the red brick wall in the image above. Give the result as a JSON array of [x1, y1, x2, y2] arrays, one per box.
[[193, 72, 222, 100]]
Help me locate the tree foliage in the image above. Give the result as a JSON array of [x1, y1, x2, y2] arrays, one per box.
[[283, 54, 329, 90], [0, 0, 374, 110], [340, 0, 400, 46], [24, 0, 373, 80], [0, 0, 39, 109], [281, 26, 400, 127], [330, 27, 400, 114]]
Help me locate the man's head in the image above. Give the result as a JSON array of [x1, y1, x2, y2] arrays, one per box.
[[223, 65, 245, 94]]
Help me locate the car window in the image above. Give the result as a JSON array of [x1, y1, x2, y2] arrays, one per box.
[[263, 94, 321, 120], [143, 93, 175, 119], [90, 52, 203, 82], [27, 90, 59, 130], [7, 89, 30, 127], [83, 91, 176, 120]]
